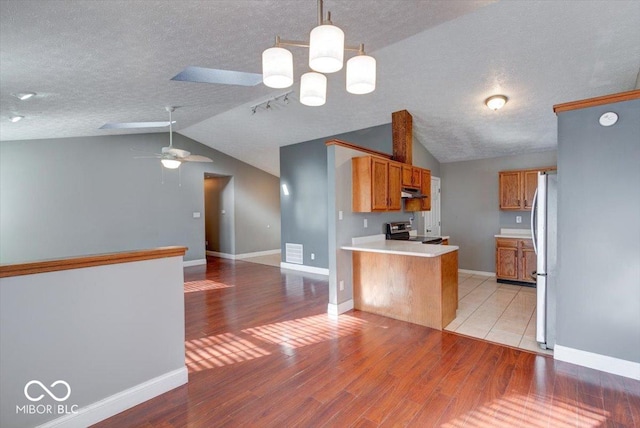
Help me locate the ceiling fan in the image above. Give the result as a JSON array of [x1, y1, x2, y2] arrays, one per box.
[[134, 107, 213, 169]]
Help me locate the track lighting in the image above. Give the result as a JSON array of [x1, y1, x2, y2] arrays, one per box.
[[249, 91, 293, 115]]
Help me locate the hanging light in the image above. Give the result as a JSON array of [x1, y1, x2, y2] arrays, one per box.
[[262, 45, 294, 88], [309, 24, 344, 73], [300, 72, 327, 106], [261, 0, 375, 106], [346, 48, 376, 94], [161, 159, 182, 169]]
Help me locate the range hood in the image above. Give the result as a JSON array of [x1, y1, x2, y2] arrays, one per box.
[[401, 188, 427, 199]]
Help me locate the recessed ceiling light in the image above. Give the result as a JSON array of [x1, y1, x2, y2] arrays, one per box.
[[485, 95, 508, 111], [10, 115, 25, 123], [13, 92, 36, 101]]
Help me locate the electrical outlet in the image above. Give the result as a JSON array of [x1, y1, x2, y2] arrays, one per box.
[[516, 216, 522, 224], [339, 280, 344, 291], [193, 212, 201, 218], [311, 253, 315, 260], [364, 218, 368, 228]]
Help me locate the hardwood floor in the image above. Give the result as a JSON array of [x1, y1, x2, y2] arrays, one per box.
[[93, 257, 640, 427]]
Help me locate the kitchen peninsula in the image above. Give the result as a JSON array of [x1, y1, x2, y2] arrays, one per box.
[[342, 236, 458, 330]]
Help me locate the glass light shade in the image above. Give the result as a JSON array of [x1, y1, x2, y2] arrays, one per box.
[[299, 72, 327, 106], [485, 95, 508, 111], [309, 24, 344, 73], [346, 55, 376, 94], [161, 159, 182, 169], [262, 47, 294, 88]]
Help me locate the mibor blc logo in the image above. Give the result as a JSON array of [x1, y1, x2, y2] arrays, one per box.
[[16, 380, 78, 416]]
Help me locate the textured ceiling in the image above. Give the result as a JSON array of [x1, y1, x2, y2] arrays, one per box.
[[1, 0, 639, 177]]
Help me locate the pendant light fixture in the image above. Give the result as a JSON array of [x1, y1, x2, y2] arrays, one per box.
[[262, 0, 376, 106]]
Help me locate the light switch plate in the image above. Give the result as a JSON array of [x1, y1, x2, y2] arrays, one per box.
[[193, 212, 201, 218]]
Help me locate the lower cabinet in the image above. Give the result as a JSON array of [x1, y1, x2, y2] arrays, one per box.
[[495, 238, 536, 284]]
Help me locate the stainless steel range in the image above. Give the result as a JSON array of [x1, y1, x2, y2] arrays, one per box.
[[385, 221, 443, 244]]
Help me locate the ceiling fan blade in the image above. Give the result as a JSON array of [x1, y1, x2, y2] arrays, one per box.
[[100, 121, 175, 129], [171, 66, 262, 87], [133, 155, 162, 159], [182, 154, 213, 162]]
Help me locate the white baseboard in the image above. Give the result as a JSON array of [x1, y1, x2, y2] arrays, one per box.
[[206, 250, 234, 259], [38, 367, 188, 428], [235, 249, 281, 259], [327, 299, 354, 317], [554, 345, 640, 381], [458, 269, 495, 277], [280, 262, 329, 276], [183, 259, 206, 267], [206, 250, 280, 260]]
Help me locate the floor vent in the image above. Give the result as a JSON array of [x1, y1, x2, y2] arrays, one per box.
[[285, 243, 303, 264]]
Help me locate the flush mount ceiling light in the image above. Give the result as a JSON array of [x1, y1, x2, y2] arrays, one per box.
[[10, 115, 24, 123], [485, 95, 508, 111], [12, 92, 36, 101], [262, 0, 376, 106]]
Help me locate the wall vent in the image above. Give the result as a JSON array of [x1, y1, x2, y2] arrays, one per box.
[[285, 243, 303, 264]]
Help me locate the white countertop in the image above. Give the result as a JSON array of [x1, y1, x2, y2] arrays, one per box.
[[341, 237, 458, 258], [494, 228, 532, 239]]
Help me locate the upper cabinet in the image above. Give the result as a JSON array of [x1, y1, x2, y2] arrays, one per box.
[[405, 168, 431, 212], [401, 164, 421, 189], [353, 156, 402, 212], [353, 156, 430, 213], [499, 167, 556, 211]]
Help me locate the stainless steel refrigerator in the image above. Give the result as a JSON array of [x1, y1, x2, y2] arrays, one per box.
[[531, 171, 557, 350]]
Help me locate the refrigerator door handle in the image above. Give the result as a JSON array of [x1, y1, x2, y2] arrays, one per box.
[[531, 188, 539, 255]]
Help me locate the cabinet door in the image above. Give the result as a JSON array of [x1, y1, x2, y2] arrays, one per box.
[[371, 157, 389, 211], [496, 239, 519, 280], [520, 240, 537, 283], [411, 167, 422, 188], [420, 169, 431, 211], [499, 171, 522, 210], [523, 170, 539, 210], [388, 161, 402, 211], [401, 164, 413, 187]]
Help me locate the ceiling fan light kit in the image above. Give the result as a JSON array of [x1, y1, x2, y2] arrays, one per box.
[[485, 95, 508, 111], [160, 159, 182, 169], [262, 0, 376, 106]]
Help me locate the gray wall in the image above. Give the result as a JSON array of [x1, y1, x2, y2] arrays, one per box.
[[440, 150, 557, 272], [280, 122, 440, 270], [0, 256, 185, 428], [0, 132, 280, 263], [556, 98, 640, 363]]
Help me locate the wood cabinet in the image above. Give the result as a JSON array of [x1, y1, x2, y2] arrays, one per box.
[[353, 156, 431, 213], [404, 168, 431, 212], [352, 156, 402, 212], [401, 164, 421, 188], [499, 167, 556, 211], [495, 238, 536, 284]]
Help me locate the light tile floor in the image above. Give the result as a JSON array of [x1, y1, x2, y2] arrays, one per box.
[[445, 272, 553, 355]]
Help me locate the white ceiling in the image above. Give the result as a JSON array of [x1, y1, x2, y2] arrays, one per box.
[[1, 0, 639, 176]]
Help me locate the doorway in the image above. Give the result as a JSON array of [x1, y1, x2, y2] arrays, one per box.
[[204, 174, 235, 256], [424, 176, 441, 236]]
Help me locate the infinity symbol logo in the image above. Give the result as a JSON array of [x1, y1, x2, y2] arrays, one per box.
[[24, 380, 71, 402]]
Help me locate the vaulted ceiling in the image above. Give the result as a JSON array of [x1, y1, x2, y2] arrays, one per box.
[[1, 0, 639, 176]]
